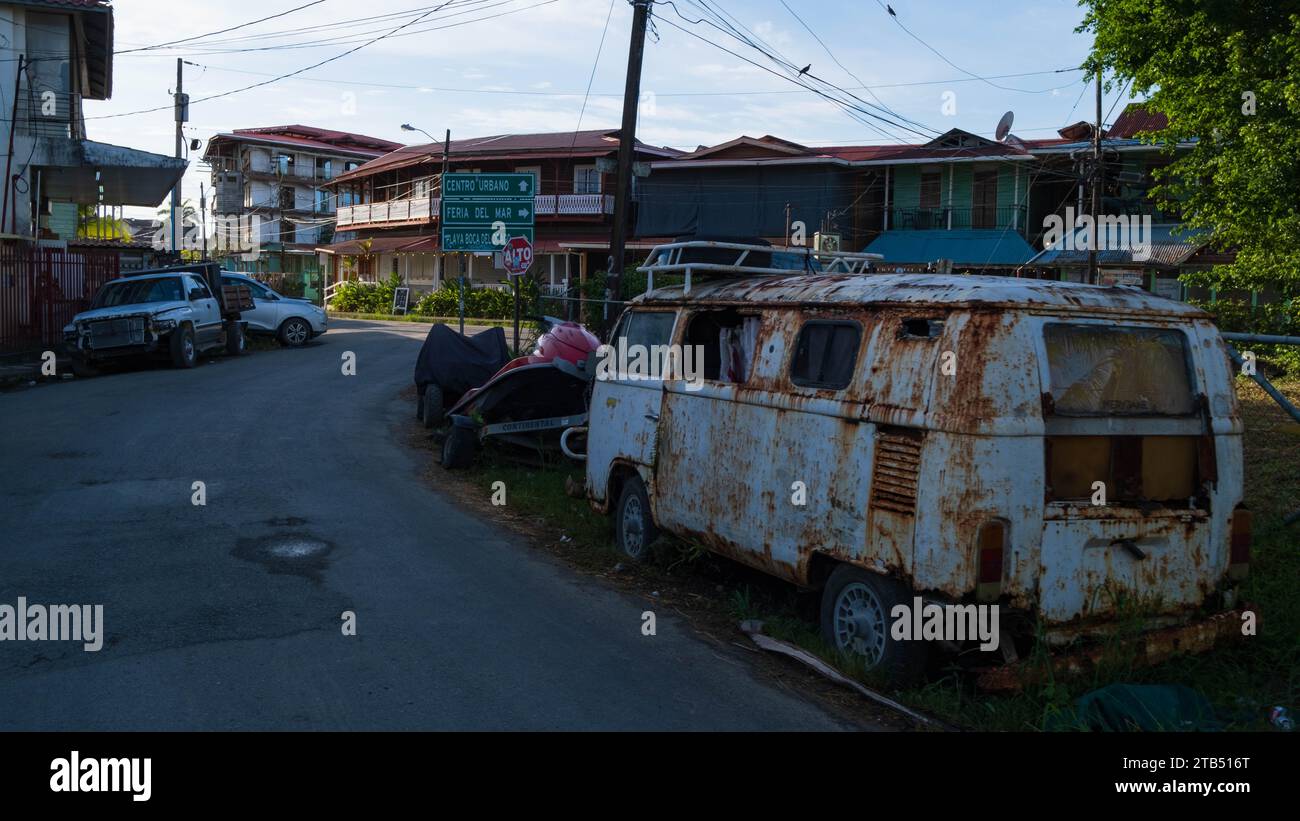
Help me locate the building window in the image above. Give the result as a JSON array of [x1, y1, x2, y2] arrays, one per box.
[[317, 189, 330, 212], [276, 154, 294, 176], [919, 171, 941, 209], [574, 165, 601, 195], [318, 158, 333, 180], [280, 186, 296, 210]]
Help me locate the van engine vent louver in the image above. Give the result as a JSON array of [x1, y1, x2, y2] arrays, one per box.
[[870, 429, 922, 515]]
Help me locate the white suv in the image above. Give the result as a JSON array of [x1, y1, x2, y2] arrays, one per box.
[[220, 274, 327, 347]]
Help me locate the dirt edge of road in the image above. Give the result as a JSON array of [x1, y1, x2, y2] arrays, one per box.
[[398, 388, 915, 731]]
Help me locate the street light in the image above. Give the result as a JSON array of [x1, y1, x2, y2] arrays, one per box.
[[400, 123, 437, 143]]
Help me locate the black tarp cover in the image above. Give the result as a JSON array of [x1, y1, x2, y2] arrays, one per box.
[[413, 324, 510, 398]]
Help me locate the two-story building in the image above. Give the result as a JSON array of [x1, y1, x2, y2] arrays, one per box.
[[202, 125, 403, 295], [0, 0, 188, 354], [319, 128, 681, 293], [636, 130, 1041, 274]]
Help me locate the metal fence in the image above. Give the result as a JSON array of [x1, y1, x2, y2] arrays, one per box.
[[0, 245, 121, 354]]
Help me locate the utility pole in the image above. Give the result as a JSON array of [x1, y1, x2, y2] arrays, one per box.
[[607, 0, 651, 313], [200, 182, 208, 260], [172, 58, 186, 257], [1088, 64, 1101, 285]]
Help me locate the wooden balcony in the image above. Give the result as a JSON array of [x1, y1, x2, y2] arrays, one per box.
[[336, 193, 613, 229]]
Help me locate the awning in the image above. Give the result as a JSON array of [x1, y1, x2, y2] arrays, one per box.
[[37, 140, 187, 207], [316, 235, 436, 255], [1024, 222, 1203, 267], [865, 229, 1037, 266]]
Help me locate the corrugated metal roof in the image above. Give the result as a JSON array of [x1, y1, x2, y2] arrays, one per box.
[[206, 126, 402, 159], [637, 272, 1207, 317], [1027, 223, 1203, 267], [1107, 103, 1169, 139], [331, 129, 682, 185], [865, 229, 1037, 266]]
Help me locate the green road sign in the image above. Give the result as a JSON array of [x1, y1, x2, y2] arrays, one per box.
[[441, 199, 534, 226], [440, 172, 537, 252], [441, 172, 536, 198], [441, 227, 534, 252]]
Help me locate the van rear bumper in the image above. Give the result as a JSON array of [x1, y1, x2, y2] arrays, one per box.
[[975, 608, 1250, 693]]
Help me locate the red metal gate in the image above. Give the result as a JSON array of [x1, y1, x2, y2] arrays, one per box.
[[0, 244, 121, 354]]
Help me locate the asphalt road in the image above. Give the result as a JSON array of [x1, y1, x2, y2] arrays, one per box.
[[0, 319, 854, 730]]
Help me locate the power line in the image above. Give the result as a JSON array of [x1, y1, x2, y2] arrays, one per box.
[[568, 0, 618, 154], [868, 0, 1078, 93], [117, 0, 331, 54], [86, 0, 557, 120], [114, 0, 535, 57]]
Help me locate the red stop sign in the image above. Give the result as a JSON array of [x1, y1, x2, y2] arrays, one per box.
[[502, 236, 533, 276]]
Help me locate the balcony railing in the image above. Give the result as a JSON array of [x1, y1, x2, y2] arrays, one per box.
[[14, 87, 85, 141], [889, 205, 1027, 232], [336, 193, 613, 228]]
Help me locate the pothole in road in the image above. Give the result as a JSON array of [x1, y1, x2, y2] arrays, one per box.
[[232, 533, 334, 583]]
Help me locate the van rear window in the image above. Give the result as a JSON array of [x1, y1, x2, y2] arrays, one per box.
[[1044, 324, 1195, 416], [791, 321, 860, 390]]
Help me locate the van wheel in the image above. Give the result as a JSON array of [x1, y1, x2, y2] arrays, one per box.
[[170, 326, 197, 369], [440, 424, 477, 469], [421, 384, 444, 428], [615, 475, 658, 561], [820, 565, 926, 684]]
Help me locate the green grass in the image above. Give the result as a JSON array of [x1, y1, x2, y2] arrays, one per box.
[[450, 378, 1300, 731]]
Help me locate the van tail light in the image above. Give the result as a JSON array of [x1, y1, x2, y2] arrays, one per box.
[[977, 521, 1005, 602], [1229, 507, 1251, 581]]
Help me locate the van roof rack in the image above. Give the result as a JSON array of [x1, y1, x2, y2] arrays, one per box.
[[637, 240, 883, 294]]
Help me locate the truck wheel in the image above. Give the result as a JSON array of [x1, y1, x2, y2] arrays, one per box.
[[820, 565, 926, 685], [278, 317, 311, 348], [225, 321, 245, 356], [71, 356, 98, 378], [170, 326, 197, 369], [614, 475, 658, 561], [440, 423, 477, 469], [421, 384, 444, 428]]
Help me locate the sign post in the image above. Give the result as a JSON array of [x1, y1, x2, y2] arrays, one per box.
[[501, 236, 533, 353], [440, 173, 537, 338]]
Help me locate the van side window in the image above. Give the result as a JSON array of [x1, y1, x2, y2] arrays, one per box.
[[616, 310, 676, 350], [683, 309, 760, 382], [790, 321, 860, 390]]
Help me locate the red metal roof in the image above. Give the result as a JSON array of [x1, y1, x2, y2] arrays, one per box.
[[1107, 103, 1168, 139], [332, 129, 683, 184], [207, 126, 402, 159]]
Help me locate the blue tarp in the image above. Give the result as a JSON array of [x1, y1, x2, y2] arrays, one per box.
[[865, 229, 1037, 266]]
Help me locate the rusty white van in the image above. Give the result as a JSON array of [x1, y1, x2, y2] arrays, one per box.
[[585, 241, 1250, 682]]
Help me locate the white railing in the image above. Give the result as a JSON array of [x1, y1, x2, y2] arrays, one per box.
[[337, 192, 613, 227], [535, 194, 613, 215], [337, 197, 438, 228]]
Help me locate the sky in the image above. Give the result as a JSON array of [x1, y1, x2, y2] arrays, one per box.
[[85, 0, 1136, 218]]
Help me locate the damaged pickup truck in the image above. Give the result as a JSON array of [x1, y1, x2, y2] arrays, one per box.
[[583, 241, 1250, 686], [64, 263, 254, 374]]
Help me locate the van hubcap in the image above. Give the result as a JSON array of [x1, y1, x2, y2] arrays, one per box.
[[622, 495, 645, 557], [287, 322, 308, 344], [184, 338, 194, 360], [833, 582, 886, 665]]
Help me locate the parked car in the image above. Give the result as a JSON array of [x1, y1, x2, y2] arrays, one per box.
[[64, 265, 252, 373], [219, 274, 327, 346], [584, 241, 1249, 683]]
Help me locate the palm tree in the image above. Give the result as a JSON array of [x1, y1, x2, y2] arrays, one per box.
[[76, 205, 132, 240]]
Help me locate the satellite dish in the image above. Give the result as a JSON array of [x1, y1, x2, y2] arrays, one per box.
[[995, 110, 1015, 142]]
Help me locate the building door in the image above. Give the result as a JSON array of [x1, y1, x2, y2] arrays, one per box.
[[972, 169, 998, 229]]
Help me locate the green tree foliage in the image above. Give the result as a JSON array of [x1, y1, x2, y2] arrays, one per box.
[[1079, 0, 1300, 292]]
